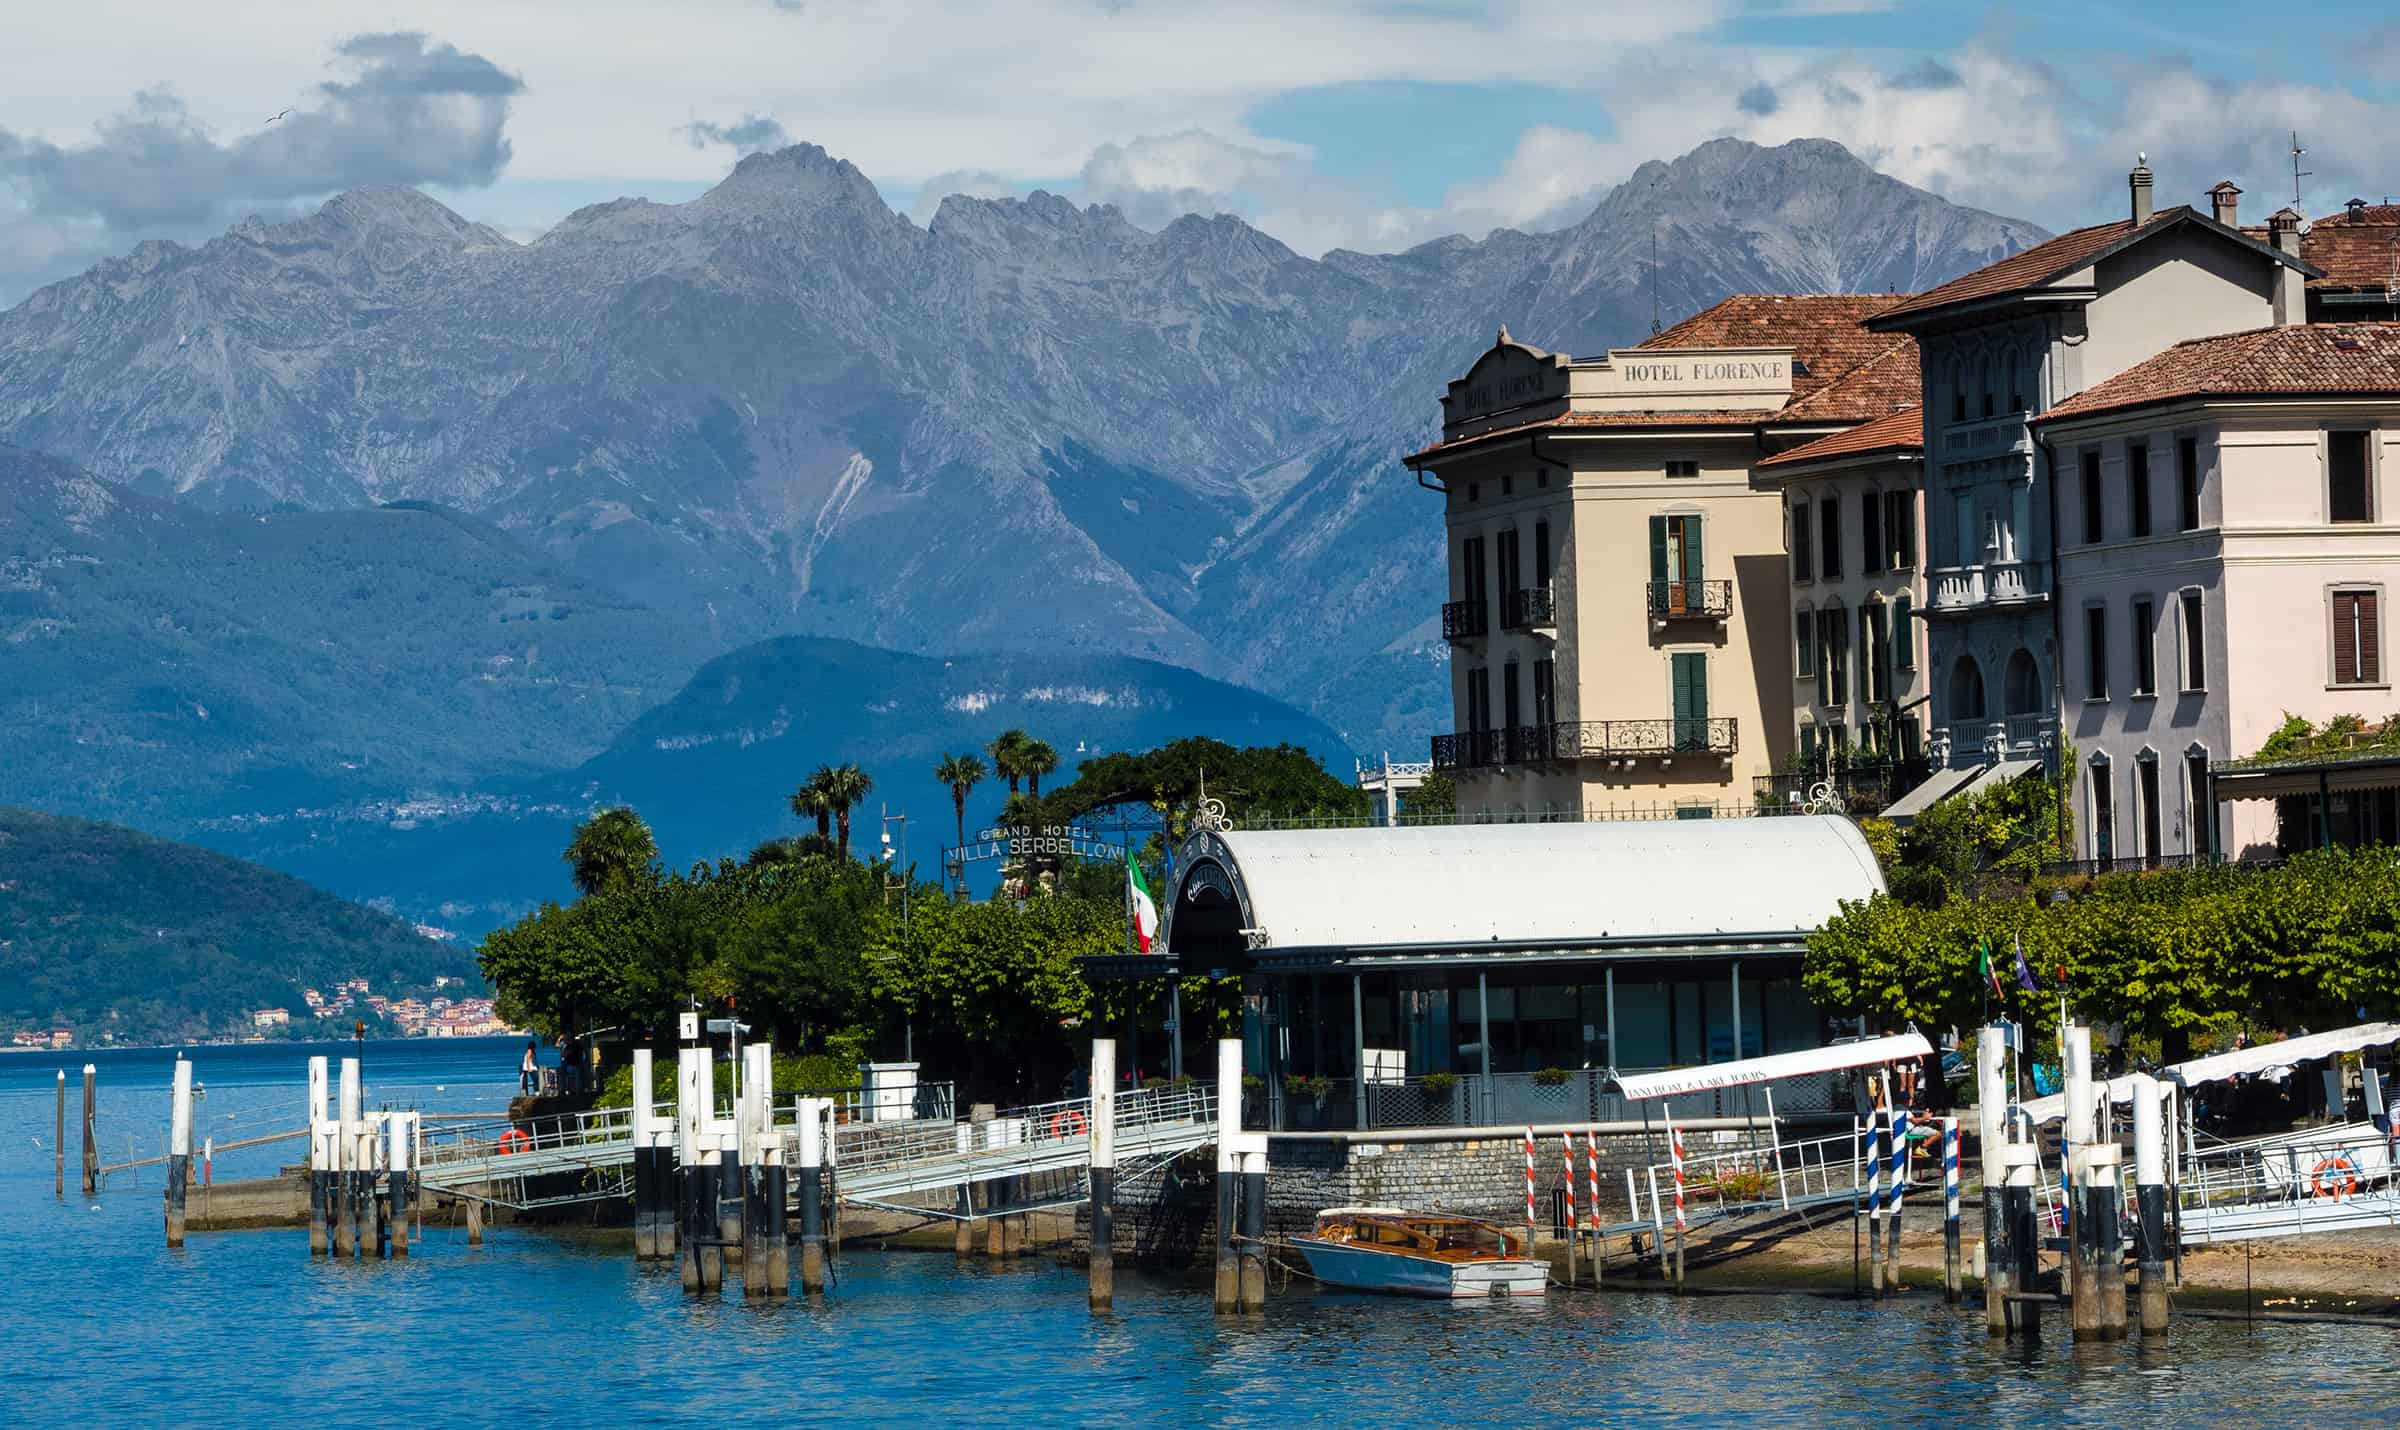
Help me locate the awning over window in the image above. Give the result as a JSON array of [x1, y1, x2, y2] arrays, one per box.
[[1950, 758, 2042, 803], [1881, 765, 1980, 821], [1606, 1031, 1934, 1102]]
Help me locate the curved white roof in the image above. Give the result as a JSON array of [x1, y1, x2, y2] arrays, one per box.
[[1192, 816, 1884, 951]]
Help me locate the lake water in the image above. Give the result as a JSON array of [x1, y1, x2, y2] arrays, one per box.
[[3, 1039, 2395, 1425]]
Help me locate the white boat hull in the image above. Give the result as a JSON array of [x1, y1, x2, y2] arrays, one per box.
[[1290, 1237, 1549, 1298]]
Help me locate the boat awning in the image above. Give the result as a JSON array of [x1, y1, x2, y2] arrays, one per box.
[[1881, 766, 1981, 822], [1607, 1031, 1934, 1102], [1950, 758, 2042, 804], [2016, 1021, 2400, 1123]]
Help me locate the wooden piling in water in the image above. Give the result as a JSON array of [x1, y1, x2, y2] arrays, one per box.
[[165, 1058, 193, 1248], [466, 1195, 483, 1247], [1088, 1040, 1116, 1313], [2090, 1143, 2126, 1339], [1238, 1148, 1267, 1313], [955, 1183, 974, 1259], [2002, 1141, 2042, 1344], [388, 1113, 413, 1259], [2064, 1025, 2104, 1343]]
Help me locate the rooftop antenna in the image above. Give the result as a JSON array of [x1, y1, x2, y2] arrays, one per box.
[[1649, 224, 1661, 335], [2290, 131, 2312, 215]]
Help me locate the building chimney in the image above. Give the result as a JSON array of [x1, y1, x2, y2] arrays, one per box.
[[2209, 180, 2241, 227], [2130, 153, 2154, 225], [2268, 207, 2305, 325], [2347, 197, 2369, 224]]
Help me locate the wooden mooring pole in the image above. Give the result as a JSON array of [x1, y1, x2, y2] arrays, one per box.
[[164, 1057, 192, 1248], [1088, 1039, 1116, 1313]]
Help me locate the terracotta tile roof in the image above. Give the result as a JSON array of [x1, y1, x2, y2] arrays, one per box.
[[1635, 294, 1907, 407], [1756, 405, 1925, 469], [2036, 322, 2400, 423], [1868, 213, 2153, 326], [1410, 293, 1920, 461], [2278, 210, 2400, 291]]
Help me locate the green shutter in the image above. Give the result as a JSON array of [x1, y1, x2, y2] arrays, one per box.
[[1648, 515, 1668, 585], [1683, 517, 1704, 603], [1672, 651, 1708, 751], [1894, 594, 1914, 669]]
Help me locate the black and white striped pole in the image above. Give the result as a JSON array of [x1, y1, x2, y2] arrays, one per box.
[[387, 1111, 414, 1259], [336, 1057, 363, 1259], [797, 1096, 827, 1294], [1977, 1028, 2012, 1335], [1088, 1039, 1116, 1313], [1213, 1038, 1240, 1314], [307, 1056, 332, 1256], [164, 1057, 192, 1248]]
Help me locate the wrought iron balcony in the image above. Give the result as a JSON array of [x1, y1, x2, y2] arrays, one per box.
[[1442, 598, 1489, 641], [1645, 579, 1732, 622], [1552, 717, 1737, 759], [1430, 726, 1555, 770], [1502, 585, 1557, 631]]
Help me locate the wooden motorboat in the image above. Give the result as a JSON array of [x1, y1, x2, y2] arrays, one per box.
[[1289, 1206, 1549, 1298]]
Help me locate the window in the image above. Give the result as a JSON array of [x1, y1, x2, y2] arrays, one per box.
[[2132, 597, 2157, 696], [2085, 605, 2109, 700], [1501, 474, 1513, 496], [1791, 500, 1813, 582], [1979, 356, 1994, 419], [1862, 492, 1886, 574], [1665, 459, 1700, 479], [2081, 450, 2104, 544], [2187, 750, 2214, 859], [1466, 667, 1492, 731], [1649, 514, 1704, 611], [1893, 594, 1914, 669], [2333, 588, 2383, 686], [2129, 444, 2152, 538], [1532, 659, 1555, 727], [1534, 520, 1552, 589], [1496, 526, 1522, 603], [1885, 490, 1917, 570], [1468, 482, 1480, 503], [1864, 603, 1891, 703], [1820, 607, 1850, 708], [1461, 535, 1487, 614], [2330, 430, 2373, 522], [2006, 350, 2024, 413], [2091, 763, 2115, 862], [1952, 490, 1974, 566], [1670, 652, 1710, 750], [2180, 589, 2206, 690], [1819, 495, 1842, 579], [2138, 755, 2162, 861], [1950, 359, 1966, 423], [1502, 659, 1522, 731], [1794, 609, 1815, 684], [2178, 437, 2201, 531]]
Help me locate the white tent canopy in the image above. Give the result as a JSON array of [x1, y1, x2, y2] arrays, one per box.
[[2016, 1020, 2400, 1124], [1608, 1031, 1933, 1102]]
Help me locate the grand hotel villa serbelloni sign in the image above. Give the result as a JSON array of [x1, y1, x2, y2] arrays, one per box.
[[1440, 325, 1796, 439]]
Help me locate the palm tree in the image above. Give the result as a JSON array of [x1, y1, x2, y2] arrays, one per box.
[[789, 768, 835, 840], [1019, 738, 1060, 796], [988, 728, 1030, 794], [563, 806, 657, 898], [934, 752, 987, 851], [824, 763, 874, 861]]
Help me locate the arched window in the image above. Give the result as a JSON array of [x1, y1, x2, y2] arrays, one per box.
[[1948, 655, 1987, 721], [1977, 355, 1994, 419], [1893, 593, 1915, 670], [2004, 648, 2042, 716], [1950, 359, 1966, 423], [2005, 349, 2024, 413]]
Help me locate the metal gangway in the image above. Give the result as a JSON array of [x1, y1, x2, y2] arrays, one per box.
[[416, 1105, 640, 1209], [1598, 1125, 1890, 1245], [2169, 1121, 2400, 1246], [830, 1082, 1217, 1218]]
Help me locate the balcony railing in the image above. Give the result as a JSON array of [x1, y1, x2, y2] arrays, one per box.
[[1502, 585, 1557, 630], [1553, 717, 1737, 759], [1927, 560, 2049, 611], [1441, 598, 1488, 641], [1754, 759, 1930, 818], [1930, 715, 2056, 769], [1430, 725, 1553, 770], [1265, 1067, 1850, 1133], [1646, 578, 1733, 622]]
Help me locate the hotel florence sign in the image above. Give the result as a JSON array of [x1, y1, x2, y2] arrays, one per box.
[[1444, 335, 1794, 435]]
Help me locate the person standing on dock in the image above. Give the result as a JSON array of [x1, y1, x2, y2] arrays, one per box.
[[520, 1039, 540, 1097]]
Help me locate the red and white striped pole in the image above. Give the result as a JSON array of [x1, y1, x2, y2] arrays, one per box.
[[1668, 1112, 1688, 1290], [1560, 1133, 1579, 1233], [1584, 1127, 1603, 1283], [1523, 1126, 1537, 1242]]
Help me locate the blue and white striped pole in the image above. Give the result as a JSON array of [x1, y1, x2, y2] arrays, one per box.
[[1885, 1106, 1909, 1290], [1866, 1107, 1887, 1300], [1942, 1116, 1963, 1303]]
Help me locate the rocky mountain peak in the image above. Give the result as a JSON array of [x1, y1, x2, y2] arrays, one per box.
[[694, 142, 894, 221]]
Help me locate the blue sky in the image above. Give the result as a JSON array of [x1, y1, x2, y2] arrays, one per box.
[[6, 1, 2400, 299]]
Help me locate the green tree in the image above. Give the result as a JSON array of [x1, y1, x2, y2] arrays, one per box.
[[824, 763, 874, 861], [789, 770, 835, 841], [934, 752, 987, 850], [1019, 738, 1060, 796], [562, 806, 659, 898], [1398, 771, 1457, 823], [988, 728, 1031, 793]]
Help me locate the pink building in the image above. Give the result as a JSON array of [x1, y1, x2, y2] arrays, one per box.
[[2041, 321, 2400, 861]]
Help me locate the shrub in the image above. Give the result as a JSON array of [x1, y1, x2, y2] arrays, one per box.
[[1532, 1066, 1572, 1087], [1285, 1073, 1334, 1101], [1419, 1071, 1459, 1095]]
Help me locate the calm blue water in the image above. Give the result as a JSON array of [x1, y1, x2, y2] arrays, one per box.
[[3, 1040, 2395, 1425]]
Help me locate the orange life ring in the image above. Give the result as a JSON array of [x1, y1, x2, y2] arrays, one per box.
[[498, 1127, 531, 1155], [1049, 1109, 1089, 1139], [2310, 1155, 2358, 1199]]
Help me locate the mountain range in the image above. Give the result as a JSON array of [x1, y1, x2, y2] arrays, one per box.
[[0, 137, 2046, 762]]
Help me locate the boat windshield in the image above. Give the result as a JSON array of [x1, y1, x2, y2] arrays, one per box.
[[1413, 1221, 1513, 1256]]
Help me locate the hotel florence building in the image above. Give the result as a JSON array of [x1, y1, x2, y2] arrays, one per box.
[[1405, 160, 2400, 856], [1404, 300, 1920, 820]]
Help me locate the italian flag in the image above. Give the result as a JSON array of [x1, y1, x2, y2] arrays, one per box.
[[1127, 857, 1160, 953]]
